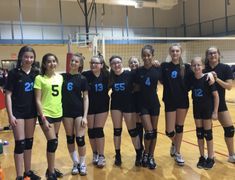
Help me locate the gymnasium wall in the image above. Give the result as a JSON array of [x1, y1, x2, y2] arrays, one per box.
[[1, 38, 234, 72], [1, 0, 235, 29]]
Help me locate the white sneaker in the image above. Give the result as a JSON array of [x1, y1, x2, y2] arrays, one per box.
[[92, 153, 99, 165], [80, 163, 87, 176], [71, 163, 79, 175], [97, 155, 106, 168], [174, 153, 185, 166], [228, 154, 235, 163], [170, 144, 176, 157]]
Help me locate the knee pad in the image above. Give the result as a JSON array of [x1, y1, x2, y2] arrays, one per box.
[[76, 136, 85, 147], [14, 140, 25, 154], [175, 125, 184, 133], [25, 138, 33, 150], [204, 129, 213, 141], [144, 131, 155, 140], [95, 127, 104, 138], [56, 133, 59, 139], [114, 128, 122, 136], [165, 130, 175, 138], [128, 128, 138, 137], [153, 129, 157, 139], [88, 128, 96, 139], [66, 135, 75, 144], [196, 127, 204, 139], [47, 139, 58, 153], [223, 126, 235, 138]]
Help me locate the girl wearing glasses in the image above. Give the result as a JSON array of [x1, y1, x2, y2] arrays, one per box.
[[204, 46, 235, 163], [82, 54, 110, 168], [109, 55, 142, 167]]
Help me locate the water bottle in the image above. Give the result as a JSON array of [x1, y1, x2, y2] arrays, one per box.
[[0, 139, 3, 154]]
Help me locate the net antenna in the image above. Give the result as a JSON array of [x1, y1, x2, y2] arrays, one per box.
[[68, 32, 99, 55]]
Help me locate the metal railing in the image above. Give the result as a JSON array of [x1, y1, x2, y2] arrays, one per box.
[[0, 15, 235, 44]]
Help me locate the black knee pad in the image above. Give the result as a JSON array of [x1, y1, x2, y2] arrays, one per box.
[[47, 139, 58, 153], [223, 126, 235, 138], [144, 131, 155, 140], [25, 138, 33, 150], [88, 128, 96, 139], [196, 127, 204, 139], [166, 130, 175, 138], [76, 136, 85, 147], [66, 135, 75, 144], [114, 128, 122, 136], [56, 133, 58, 139], [204, 129, 213, 141], [153, 129, 157, 139], [175, 125, 184, 133], [128, 128, 138, 137], [14, 140, 25, 154], [95, 127, 104, 138]]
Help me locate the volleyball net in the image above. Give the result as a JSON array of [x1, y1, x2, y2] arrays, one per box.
[[93, 36, 235, 68], [67, 33, 235, 70]]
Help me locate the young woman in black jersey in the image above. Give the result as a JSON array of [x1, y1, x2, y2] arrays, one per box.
[[82, 54, 109, 168], [128, 57, 144, 151], [135, 45, 162, 169], [109, 55, 142, 167], [62, 53, 89, 175], [34, 53, 64, 180], [5, 46, 41, 180], [204, 46, 235, 163], [161, 43, 192, 166], [190, 57, 219, 169]]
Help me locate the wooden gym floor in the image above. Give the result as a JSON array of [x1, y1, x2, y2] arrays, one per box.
[[1, 83, 235, 180]]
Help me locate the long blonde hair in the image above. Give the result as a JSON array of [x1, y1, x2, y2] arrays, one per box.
[[169, 43, 185, 78]]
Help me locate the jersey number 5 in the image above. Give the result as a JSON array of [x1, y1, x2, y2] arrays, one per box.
[[52, 85, 59, 96]]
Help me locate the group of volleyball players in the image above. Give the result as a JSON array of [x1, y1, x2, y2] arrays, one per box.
[[4, 44, 235, 180]]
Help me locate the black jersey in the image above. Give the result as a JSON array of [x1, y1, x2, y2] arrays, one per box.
[[190, 75, 217, 104], [82, 70, 110, 114], [190, 75, 217, 119], [135, 66, 161, 108], [5, 68, 38, 118], [62, 73, 89, 117], [110, 70, 135, 112], [204, 63, 233, 102], [161, 62, 192, 104]]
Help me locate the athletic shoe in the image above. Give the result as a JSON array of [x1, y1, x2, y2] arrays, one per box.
[[135, 154, 142, 167], [197, 156, 206, 169], [15, 176, 24, 180], [228, 154, 235, 163], [170, 143, 176, 157], [92, 152, 99, 165], [54, 168, 63, 178], [47, 173, 57, 180], [148, 155, 157, 169], [114, 154, 122, 166], [80, 163, 87, 176], [97, 155, 106, 168], [204, 158, 215, 170], [174, 153, 185, 166], [71, 163, 79, 175], [142, 153, 148, 167], [24, 170, 41, 180], [46, 169, 63, 178]]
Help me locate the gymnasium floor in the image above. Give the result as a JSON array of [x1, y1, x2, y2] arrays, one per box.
[[0, 83, 235, 180]]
